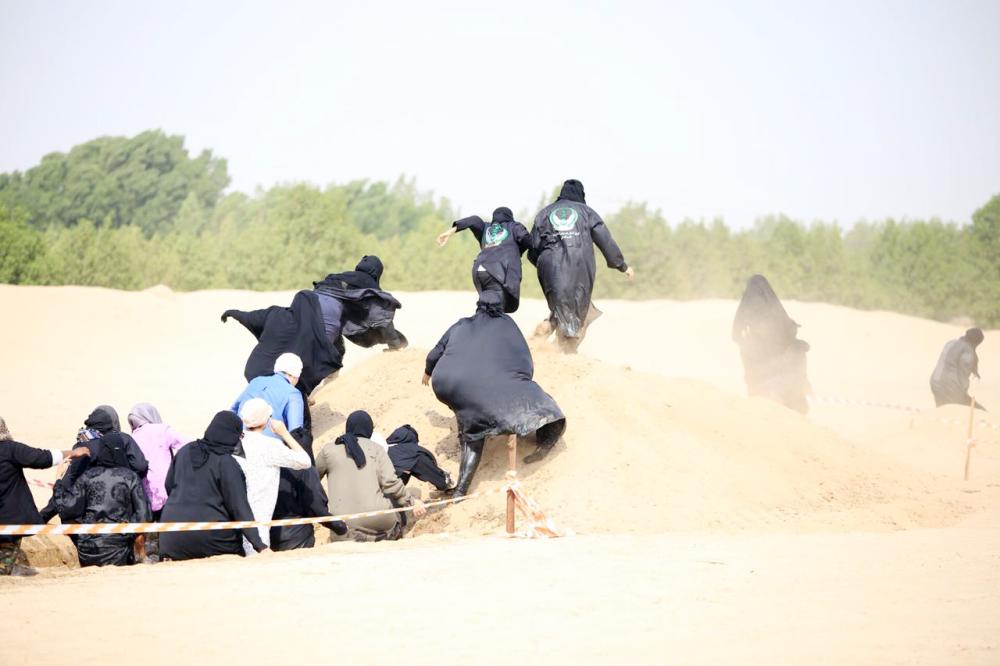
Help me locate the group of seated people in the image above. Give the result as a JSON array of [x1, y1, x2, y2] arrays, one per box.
[[0, 352, 454, 575]]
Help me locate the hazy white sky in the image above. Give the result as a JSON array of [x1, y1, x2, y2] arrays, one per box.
[[1, 0, 998, 227]]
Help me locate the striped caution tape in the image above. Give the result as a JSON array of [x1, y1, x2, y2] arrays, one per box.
[[808, 395, 924, 413], [1, 485, 508, 538], [29, 478, 54, 490], [808, 395, 1000, 432]]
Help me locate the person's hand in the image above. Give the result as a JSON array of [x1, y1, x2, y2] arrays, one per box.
[[411, 499, 427, 518], [269, 419, 290, 438], [624, 266, 635, 281], [67, 447, 91, 460], [436, 228, 456, 247], [421, 373, 431, 386]]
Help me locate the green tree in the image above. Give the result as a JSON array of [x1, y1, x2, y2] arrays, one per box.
[[0, 130, 229, 236], [0, 205, 44, 283]]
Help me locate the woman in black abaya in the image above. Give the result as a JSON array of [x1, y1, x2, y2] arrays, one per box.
[[159, 411, 267, 560], [423, 291, 566, 496], [732, 275, 811, 413]]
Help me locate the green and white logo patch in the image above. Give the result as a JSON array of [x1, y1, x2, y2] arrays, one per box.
[[484, 223, 510, 247], [549, 206, 579, 232]]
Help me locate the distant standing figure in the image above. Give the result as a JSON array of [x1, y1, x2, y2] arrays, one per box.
[[437, 206, 533, 313], [528, 179, 634, 351], [732, 274, 812, 413], [930, 328, 986, 411]]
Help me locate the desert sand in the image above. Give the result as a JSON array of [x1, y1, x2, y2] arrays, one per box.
[[1, 284, 999, 665]]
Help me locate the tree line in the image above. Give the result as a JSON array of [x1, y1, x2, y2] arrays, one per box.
[[1, 130, 997, 326]]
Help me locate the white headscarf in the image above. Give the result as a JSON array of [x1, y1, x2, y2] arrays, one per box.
[[239, 398, 273, 429]]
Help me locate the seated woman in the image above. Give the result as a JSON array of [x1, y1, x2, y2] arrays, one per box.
[[55, 432, 152, 567], [128, 403, 189, 521], [159, 411, 267, 560], [385, 424, 453, 492], [39, 405, 149, 523], [731, 274, 812, 413], [436, 207, 533, 313], [235, 398, 312, 554], [316, 411, 426, 541], [423, 290, 567, 496]]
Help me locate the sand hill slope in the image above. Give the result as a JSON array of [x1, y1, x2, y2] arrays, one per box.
[[1, 284, 997, 558], [310, 348, 992, 535]]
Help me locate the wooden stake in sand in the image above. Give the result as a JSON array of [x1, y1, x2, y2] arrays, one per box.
[[506, 435, 517, 534], [964, 393, 977, 481]]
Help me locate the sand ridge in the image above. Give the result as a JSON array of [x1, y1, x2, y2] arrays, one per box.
[[2, 285, 1000, 665]]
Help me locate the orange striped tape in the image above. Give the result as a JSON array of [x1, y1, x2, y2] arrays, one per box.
[[2, 485, 508, 537]]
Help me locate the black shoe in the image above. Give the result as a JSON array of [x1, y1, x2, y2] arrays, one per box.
[[523, 445, 553, 464]]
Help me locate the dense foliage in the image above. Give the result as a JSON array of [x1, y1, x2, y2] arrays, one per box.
[[1, 131, 997, 326]]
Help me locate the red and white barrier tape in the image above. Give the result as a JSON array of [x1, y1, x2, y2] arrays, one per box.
[[507, 478, 569, 538]]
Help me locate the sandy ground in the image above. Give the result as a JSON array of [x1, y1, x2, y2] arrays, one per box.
[[1, 284, 999, 664]]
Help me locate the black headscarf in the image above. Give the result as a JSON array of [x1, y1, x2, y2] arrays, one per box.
[[313, 255, 384, 292], [91, 433, 131, 469], [476, 290, 505, 318], [355, 255, 384, 283], [335, 410, 374, 469], [492, 207, 514, 224], [965, 328, 984, 347], [190, 411, 244, 470], [965, 327, 984, 377], [386, 424, 421, 471], [84, 405, 121, 434], [556, 179, 586, 204], [732, 274, 798, 345]]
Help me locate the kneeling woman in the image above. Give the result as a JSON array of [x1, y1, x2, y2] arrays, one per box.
[[55, 434, 152, 567], [159, 411, 267, 560], [423, 290, 567, 496], [316, 411, 426, 541]]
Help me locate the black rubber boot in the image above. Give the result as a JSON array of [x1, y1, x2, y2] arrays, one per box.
[[452, 437, 484, 497], [523, 444, 554, 464]]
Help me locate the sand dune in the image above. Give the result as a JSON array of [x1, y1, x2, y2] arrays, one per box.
[[1, 284, 998, 664]]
